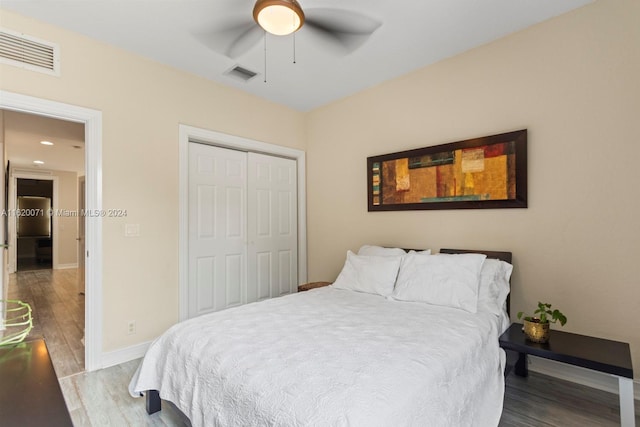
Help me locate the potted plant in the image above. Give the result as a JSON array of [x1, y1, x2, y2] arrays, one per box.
[[517, 301, 567, 343]]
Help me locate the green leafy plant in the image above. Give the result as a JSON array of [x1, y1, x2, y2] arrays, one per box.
[[517, 301, 567, 326]]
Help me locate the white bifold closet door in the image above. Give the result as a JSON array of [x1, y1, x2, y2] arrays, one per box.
[[188, 142, 297, 319]]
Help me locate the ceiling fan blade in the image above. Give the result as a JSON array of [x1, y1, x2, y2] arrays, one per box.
[[304, 8, 382, 53], [227, 25, 264, 58], [192, 20, 263, 58], [306, 8, 382, 35]]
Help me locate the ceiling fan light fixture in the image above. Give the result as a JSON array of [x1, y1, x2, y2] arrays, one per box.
[[253, 0, 305, 36]]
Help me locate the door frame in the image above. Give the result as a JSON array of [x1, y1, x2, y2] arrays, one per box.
[[77, 176, 86, 295], [178, 124, 307, 321], [9, 173, 59, 272], [1, 90, 103, 371]]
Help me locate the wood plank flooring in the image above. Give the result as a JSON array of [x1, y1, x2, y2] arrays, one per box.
[[17, 255, 53, 271], [6, 268, 85, 378], [59, 359, 190, 426], [56, 359, 638, 427], [501, 372, 640, 426]]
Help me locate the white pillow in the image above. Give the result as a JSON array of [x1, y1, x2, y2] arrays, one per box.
[[392, 252, 486, 313], [332, 251, 402, 296], [357, 245, 407, 257], [477, 258, 513, 317]]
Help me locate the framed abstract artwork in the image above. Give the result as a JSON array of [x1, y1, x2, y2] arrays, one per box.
[[367, 130, 527, 211]]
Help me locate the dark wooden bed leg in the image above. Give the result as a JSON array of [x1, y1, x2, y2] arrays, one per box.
[[514, 352, 528, 377], [146, 390, 161, 414]]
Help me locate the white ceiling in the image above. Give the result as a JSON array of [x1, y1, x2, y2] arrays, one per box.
[[1, 0, 592, 111], [3, 110, 85, 174]]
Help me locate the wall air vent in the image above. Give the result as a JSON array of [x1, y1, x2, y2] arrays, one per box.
[[0, 28, 60, 76], [224, 65, 259, 82]]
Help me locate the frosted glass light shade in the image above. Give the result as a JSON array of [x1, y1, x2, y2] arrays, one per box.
[[253, 0, 305, 36]]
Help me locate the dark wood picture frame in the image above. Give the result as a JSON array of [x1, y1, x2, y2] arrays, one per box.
[[4, 160, 9, 246], [367, 130, 527, 211]]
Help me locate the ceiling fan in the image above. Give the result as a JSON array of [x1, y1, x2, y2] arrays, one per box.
[[199, 0, 382, 59]]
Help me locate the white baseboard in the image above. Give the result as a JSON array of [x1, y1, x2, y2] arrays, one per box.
[[100, 340, 151, 370], [55, 263, 78, 270], [528, 355, 640, 401]]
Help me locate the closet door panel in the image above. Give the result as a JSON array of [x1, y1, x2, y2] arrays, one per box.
[[188, 143, 298, 318], [256, 189, 271, 237], [278, 250, 293, 296], [247, 153, 298, 301], [256, 251, 272, 301], [188, 143, 247, 318], [196, 185, 216, 239], [225, 254, 243, 308], [195, 256, 215, 313]]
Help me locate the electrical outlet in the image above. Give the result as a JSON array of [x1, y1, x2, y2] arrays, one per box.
[[127, 320, 136, 335]]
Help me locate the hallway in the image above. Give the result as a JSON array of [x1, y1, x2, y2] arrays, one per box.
[[7, 268, 84, 378]]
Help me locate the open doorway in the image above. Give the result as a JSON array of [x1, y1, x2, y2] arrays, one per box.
[[1, 90, 103, 372], [2, 109, 86, 377], [16, 178, 54, 271]]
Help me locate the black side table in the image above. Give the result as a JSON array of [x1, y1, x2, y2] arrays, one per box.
[[499, 323, 635, 427], [0, 339, 73, 426]]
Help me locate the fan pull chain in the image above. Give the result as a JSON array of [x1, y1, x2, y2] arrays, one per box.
[[263, 31, 267, 83], [292, 12, 297, 64]]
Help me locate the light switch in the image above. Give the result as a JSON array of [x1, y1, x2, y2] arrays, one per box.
[[125, 223, 140, 237]]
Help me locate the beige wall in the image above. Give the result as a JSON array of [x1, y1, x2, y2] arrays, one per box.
[[51, 169, 79, 266], [307, 0, 640, 377], [0, 9, 306, 351]]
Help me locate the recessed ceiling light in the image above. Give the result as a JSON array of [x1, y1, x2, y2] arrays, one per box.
[[40, 140, 54, 146], [33, 160, 45, 165]]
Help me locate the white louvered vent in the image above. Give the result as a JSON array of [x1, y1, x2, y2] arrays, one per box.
[[0, 28, 60, 76], [224, 65, 259, 82], [12, 168, 53, 177]]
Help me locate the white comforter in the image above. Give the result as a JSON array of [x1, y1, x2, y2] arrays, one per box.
[[129, 287, 506, 427]]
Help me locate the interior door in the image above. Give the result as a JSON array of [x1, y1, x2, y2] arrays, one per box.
[[188, 143, 247, 318], [247, 153, 298, 301], [77, 176, 85, 294]]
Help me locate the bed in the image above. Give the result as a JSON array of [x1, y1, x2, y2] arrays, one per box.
[[129, 248, 513, 426]]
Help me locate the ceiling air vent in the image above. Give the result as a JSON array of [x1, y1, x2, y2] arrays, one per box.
[[0, 28, 60, 76], [224, 65, 259, 82]]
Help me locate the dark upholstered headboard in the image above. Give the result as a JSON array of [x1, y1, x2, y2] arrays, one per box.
[[439, 248, 512, 263], [439, 248, 513, 315]]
